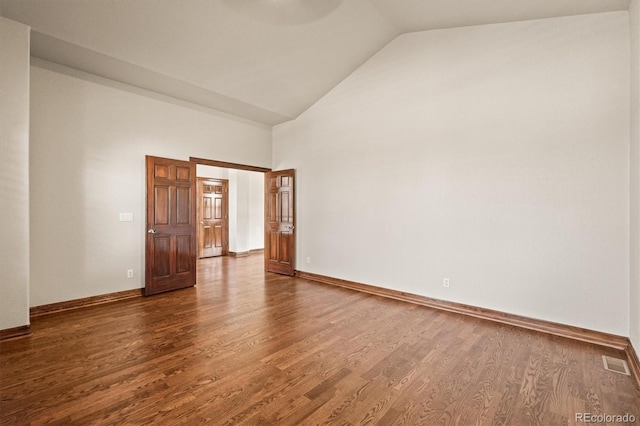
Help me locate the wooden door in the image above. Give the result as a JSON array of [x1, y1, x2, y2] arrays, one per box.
[[265, 169, 295, 275], [197, 178, 228, 258], [145, 156, 197, 296]]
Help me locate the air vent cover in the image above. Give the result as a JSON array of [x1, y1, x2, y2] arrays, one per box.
[[602, 355, 630, 376]]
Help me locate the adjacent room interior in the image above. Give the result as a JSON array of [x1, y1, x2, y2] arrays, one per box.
[[1, 0, 639, 423]]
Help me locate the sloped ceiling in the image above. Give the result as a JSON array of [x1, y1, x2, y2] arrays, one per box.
[[0, 0, 631, 125]]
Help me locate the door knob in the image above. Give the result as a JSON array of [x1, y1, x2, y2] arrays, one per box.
[[148, 229, 157, 234]]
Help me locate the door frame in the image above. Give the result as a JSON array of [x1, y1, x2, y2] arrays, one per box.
[[190, 157, 271, 173], [190, 158, 296, 275]]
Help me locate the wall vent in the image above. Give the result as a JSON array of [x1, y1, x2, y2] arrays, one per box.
[[602, 355, 630, 376]]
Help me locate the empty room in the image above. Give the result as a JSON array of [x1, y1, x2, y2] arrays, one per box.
[[1, 0, 639, 424]]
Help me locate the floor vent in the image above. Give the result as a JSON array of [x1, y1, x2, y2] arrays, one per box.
[[602, 355, 630, 376]]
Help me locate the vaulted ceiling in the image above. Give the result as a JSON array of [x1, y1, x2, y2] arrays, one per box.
[[0, 0, 631, 125]]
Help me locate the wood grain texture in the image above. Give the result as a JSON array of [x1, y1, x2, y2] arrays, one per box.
[[0, 325, 30, 341], [189, 157, 271, 173], [29, 289, 143, 317], [296, 270, 630, 351], [2, 255, 638, 425]]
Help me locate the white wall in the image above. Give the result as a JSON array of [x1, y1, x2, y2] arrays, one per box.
[[30, 66, 271, 306], [629, 0, 640, 350], [232, 169, 250, 253], [197, 165, 229, 180], [274, 13, 630, 335], [248, 172, 265, 250], [0, 17, 30, 329]]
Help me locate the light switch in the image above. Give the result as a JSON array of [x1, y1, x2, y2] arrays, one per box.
[[119, 212, 134, 222]]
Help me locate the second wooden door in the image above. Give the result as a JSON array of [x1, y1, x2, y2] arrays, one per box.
[[198, 178, 229, 258], [265, 169, 295, 275]]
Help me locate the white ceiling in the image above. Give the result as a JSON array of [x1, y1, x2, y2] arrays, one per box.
[[0, 0, 631, 125]]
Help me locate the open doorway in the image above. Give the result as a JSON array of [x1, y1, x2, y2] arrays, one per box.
[[192, 158, 296, 276], [196, 164, 265, 258]]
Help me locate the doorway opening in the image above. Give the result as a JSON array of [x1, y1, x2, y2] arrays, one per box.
[[190, 158, 296, 276], [195, 165, 265, 258]]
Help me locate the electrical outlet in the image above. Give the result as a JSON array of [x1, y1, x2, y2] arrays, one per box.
[[306, 257, 311, 264], [127, 269, 134, 279], [443, 278, 450, 288]]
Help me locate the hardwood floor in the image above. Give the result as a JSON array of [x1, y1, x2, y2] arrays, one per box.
[[1, 255, 639, 425]]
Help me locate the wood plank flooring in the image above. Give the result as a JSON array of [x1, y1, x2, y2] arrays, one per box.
[[1, 255, 639, 425]]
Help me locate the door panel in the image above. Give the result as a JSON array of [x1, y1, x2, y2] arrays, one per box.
[[203, 198, 212, 219], [214, 226, 223, 248], [214, 198, 222, 219], [176, 187, 191, 225], [145, 156, 197, 296], [176, 166, 191, 181], [197, 178, 228, 258], [153, 237, 171, 277], [265, 169, 295, 276], [154, 186, 170, 225], [203, 226, 213, 249], [176, 235, 192, 273]]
